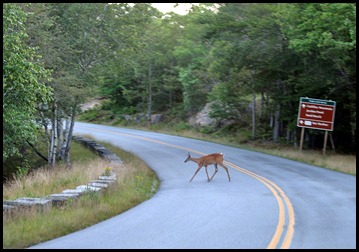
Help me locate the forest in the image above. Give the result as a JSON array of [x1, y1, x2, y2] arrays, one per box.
[[3, 3, 356, 178]]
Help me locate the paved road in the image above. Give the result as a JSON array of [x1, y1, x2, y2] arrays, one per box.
[[28, 122, 356, 249]]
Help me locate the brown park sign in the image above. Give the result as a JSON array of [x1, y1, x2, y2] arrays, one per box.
[[297, 97, 336, 131]]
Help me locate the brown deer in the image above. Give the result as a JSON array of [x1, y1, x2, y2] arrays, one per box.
[[184, 152, 231, 182]]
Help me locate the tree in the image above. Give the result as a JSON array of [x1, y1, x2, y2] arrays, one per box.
[[205, 4, 285, 139], [277, 3, 356, 152], [99, 4, 185, 117], [19, 3, 127, 166], [173, 4, 218, 115], [3, 3, 53, 162]]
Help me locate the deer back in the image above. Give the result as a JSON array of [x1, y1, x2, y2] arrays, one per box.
[[197, 153, 224, 166]]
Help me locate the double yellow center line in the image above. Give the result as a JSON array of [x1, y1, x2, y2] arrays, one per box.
[[77, 125, 295, 249]]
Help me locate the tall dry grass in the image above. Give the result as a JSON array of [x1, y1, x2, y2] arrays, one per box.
[[148, 125, 356, 176], [2, 158, 118, 201], [3, 140, 159, 249], [115, 123, 356, 176], [256, 148, 356, 175]]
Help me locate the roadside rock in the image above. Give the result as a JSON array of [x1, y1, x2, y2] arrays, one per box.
[[189, 103, 214, 127]]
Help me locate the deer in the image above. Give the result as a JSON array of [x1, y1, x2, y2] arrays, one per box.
[[184, 152, 231, 182]]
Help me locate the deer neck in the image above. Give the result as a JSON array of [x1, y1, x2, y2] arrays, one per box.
[[190, 156, 201, 164]]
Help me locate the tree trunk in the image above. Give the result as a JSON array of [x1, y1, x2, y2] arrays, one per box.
[[273, 106, 280, 143], [293, 128, 298, 147], [57, 110, 64, 159], [39, 107, 51, 144], [64, 106, 76, 167], [260, 92, 264, 121], [60, 115, 70, 160], [20, 140, 27, 169], [26, 140, 48, 162], [329, 133, 336, 151], [147, 62, 152, 123], [49, 102, 58, 166], [252, 92, 256, 140], [286, 127, 291, 141]]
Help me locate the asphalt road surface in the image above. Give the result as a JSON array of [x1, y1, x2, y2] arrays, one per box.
[[28, 122, 356, 249]]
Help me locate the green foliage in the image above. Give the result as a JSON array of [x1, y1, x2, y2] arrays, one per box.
[[3, 3, 53, 161], [275, 3, 356, 151], [205, 3, 284, 126], [78, 108, 114, 123], [178, 65, 206, 113], [8, 3, 356, 155], [167, 103, 188, 121], [77, 109, 100, 122], [278, 3, 356, 56], [15, 164, 31, 179], [170, 122, 192, 132], [102, 167, 113, 176]]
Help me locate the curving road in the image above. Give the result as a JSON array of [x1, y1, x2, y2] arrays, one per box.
[[28, 122, 356, 249]]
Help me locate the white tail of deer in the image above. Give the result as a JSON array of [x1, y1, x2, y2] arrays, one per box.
[[184, 152, 231, 182]]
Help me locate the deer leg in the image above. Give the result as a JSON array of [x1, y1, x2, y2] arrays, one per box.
[[209, 164, 219, 181], [219, 163, 231, 181], [190, 165, 203, 182], [205, 165, 211, 182]]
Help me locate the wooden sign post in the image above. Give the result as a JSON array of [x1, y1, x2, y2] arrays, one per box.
[[297, 97, 336, 155]]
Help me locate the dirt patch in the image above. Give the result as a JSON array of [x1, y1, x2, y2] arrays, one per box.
[[79, 98, 104, 112]]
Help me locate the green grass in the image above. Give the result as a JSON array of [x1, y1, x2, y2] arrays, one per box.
[[120, 122, 356, 176], [3, 139, 160, 249], [3, 142, 102, 201], [78, 111, 357, 176], [246, 145, 356, 175], [4, 120, 354, 249], [3, 171, 158, 249], [77, 102, 356, 176], [125, 124, 357, 176], [70, 141, 101, 162]]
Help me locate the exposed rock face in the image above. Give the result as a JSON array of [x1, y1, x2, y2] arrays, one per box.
[[79, 98, 104, 112], [151, 114, 163, 124], [189, 103, 214, 127]]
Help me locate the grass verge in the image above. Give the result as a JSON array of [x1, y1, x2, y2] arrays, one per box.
[[78, 103, 356, 176], [123, 123, 356, 176], [3, 139, 160, 249]]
